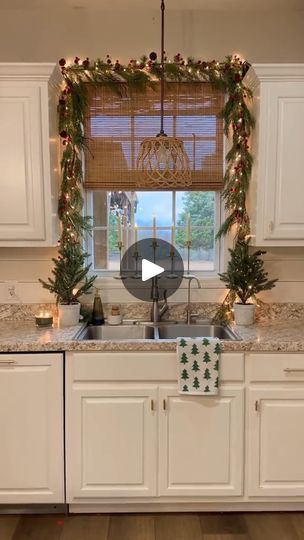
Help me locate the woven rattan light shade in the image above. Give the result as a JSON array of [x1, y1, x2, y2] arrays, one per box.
[[137, 135, 192, 188], [84, 82, 224, 191]]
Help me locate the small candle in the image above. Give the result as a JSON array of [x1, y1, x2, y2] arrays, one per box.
[[171, 224, 175, 245], [117, 215, 122, 243], [134, 224, 138, 244], [186, 214, 191, 242], [35, 312, 53, 328], [153, 215, 157, 238]]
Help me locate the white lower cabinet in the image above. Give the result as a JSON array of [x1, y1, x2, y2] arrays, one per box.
[[66, 352, 245, 503], [248, 388, 304, 497], [0, 353, 64, 503], [66, 385, 158, 499], [247, 353, 304, 498], [159, 386, 244, 497]]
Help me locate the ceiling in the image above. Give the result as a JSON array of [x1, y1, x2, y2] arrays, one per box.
[[1, 0, 304, 10]]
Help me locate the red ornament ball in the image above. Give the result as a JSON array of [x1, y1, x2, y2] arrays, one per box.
[[82, 57, 90, 68], [74, 57, 80, 64], [234, 73, 241, 83], [107, 58, 112, 65], [59, 58, 66, 67], [149, 51, 157, 61], [60, 130, 68, 139], [59, 98, 65, 106]]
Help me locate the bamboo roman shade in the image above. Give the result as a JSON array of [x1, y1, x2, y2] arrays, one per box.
[[84, 83, 224, 191]]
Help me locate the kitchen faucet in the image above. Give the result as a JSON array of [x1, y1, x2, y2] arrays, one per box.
[[150, 276, 168, 323], [184, 275, 202, 324]]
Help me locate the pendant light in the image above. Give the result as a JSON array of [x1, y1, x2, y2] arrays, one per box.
[[137, 0, 191, 188]]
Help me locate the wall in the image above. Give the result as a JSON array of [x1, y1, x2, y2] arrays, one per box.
[[0, 1, 304, 303]]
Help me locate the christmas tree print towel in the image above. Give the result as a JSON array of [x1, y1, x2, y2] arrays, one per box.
[[177, 337, 221, 395]]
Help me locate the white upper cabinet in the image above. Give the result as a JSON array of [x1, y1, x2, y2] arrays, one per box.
[[244, 65, 304, 246], [0, 64, 61, 246]]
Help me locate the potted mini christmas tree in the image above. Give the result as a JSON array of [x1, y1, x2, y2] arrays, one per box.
[[40, 242, 96, 326], [219, 239, 277, 325]]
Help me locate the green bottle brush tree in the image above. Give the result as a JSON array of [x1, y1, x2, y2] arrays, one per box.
[[218, 239, 278, 325], [219, 239, 278, 304], [39, 242, 96, 305]]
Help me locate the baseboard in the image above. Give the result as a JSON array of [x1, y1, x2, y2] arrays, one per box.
[[0, 504, 68, 514], [68, 502, 304, 513]]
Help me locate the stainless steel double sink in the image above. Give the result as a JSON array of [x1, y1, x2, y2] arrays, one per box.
[[77, 321, 241, 341]]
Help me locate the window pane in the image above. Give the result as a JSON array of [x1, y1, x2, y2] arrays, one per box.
[[176, 191, 216, 271], [93, 191, 108, 227], [93, 230, 107, 269], [135, 192, 173, 227]]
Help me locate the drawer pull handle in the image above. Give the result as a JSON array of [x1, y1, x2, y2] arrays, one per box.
[[163, 399, 167, 411], [0, 360, 16, 366], [151, 399, 155, 411], [284, 368, 304, 373]]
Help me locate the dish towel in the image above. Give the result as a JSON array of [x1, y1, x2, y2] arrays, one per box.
[[177, 337, 221, 395]]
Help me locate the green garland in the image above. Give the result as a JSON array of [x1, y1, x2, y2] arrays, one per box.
[[55, 53, 255, 318]]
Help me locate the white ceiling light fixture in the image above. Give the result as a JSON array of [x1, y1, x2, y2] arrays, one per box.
[[137, 0, 191, 188]]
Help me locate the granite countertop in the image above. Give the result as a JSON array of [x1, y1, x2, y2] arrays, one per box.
[[0, 319, 304, 353]]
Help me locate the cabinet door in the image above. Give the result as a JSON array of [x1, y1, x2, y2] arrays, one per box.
[[0, 353, 64, 503], [248, 388, 304, 496], [261, 83, 304, 242], [66, 385, 157, 501], [158, 386, 244, 496], [0, 84, 46, 241]]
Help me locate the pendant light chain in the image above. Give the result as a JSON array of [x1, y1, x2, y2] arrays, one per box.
[[159, 0, 165, 136], [136, 0, 191, 188]]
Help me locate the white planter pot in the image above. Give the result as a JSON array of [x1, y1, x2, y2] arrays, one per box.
[[58, 303, 80, 326], [233, 303, 255, 326]]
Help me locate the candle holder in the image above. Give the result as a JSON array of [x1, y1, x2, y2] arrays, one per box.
[[131, 248, 142, 279], [114, 241, 127, 280], [166, 249, 178, 279], [185, 240, 192, 274], [35, 312, 53, 328], [151, 239, 158, 263]]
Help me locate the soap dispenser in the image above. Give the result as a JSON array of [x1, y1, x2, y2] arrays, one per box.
[[92, 288, 105, 325]]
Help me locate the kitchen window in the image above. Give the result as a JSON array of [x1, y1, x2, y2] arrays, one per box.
[[84, 82, 224, 275], [85, 190, 221, 274]]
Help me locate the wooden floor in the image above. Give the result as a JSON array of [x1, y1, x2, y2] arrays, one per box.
[[1, 512, 304, 540]]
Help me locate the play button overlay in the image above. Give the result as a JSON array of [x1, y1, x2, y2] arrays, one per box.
[[120, 237, 184, 302], [142, 259, 164, 281]]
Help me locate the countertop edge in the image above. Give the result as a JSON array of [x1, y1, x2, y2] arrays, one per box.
[[1, 339, 304, 353]]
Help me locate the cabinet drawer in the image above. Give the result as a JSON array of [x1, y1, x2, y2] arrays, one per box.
[[0, 353, 61, 366], [248, 353, 304, 382], [68, 352, 244, 383]]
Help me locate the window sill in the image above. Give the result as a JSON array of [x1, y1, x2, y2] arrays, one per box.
[[88, 275, 225, 290]]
